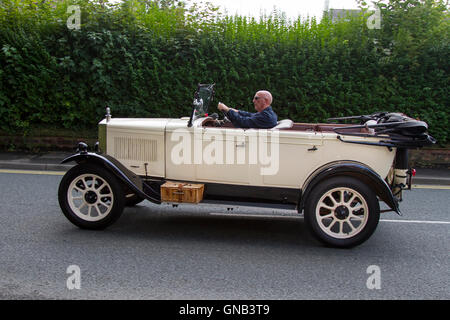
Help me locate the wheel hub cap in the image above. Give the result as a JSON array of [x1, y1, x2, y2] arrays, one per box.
[[84, 191, 98, 204], [335, 205, 349, 220]]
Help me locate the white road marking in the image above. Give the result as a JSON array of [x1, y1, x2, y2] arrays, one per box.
[[380, 219, 450, 224], [209, 213, 450, 224]]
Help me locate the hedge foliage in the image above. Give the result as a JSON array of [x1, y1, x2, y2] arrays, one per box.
[[0, 0, 448, 144]]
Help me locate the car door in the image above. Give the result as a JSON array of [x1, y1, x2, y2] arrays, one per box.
[[195, 127, 249, 184], [261, 129, 324, 188]]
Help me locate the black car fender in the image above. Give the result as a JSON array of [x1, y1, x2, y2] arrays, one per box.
[[298, 161, 400, 215], [61, 152, 161, 204]]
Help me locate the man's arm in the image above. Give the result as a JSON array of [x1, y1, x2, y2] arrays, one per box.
[[236, 110, 254, 117], [217, 102, 238, 114], [218, 102, 254, 118], [226, 109, 276, 129]]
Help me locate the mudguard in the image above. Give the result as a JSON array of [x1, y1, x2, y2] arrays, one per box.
[[299, 162, 400, 215], [61, 152, 161, 204]]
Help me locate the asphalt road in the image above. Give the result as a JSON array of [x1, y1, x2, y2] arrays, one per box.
[[0, 171, 449, 300]]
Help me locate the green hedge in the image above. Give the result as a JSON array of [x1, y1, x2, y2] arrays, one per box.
[[0, 0, 448, 144]]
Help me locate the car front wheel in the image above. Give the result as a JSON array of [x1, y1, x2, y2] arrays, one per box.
[[304, 177, 380, 248], [58, 164, 125, 230]]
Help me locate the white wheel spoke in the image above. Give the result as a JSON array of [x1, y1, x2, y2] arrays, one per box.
[[337, 221, 344, 235], [96, 204, 104, 215], [349, 213, 364, 221], [100, 200, 111, 207], [93, 204, 100, 216], [346, 220, 356, 232], [77, 179, 87, 190], [83, 177, 90, 189], [87, 177, 95, 190], [338, 191, 344, 204], [320, 203, 335, 211], [320, 212, 334, 220], [99, 186, 110, 194], [346, 194, 357, 205], [94, 179, 103, 190], [327, 219, 337, 231], [328, 195, 339, 207], [73, 186, 83, 193], [89, 205, 98, 217]]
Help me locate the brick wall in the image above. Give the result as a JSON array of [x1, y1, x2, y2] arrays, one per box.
[[410, 148, 450, 169], [0, 135, 97, 152]]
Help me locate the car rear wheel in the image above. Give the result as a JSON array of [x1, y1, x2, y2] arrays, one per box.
[[304, 177, 380, 248], [58, 164, 125, 230]]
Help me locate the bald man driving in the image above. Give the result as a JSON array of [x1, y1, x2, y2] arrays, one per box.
[[217, 90, 278, 129]]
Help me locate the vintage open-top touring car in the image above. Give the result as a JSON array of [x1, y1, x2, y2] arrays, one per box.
[[58, 84, 436, 247]]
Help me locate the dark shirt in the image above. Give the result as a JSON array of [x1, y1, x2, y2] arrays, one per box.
[[226, 106, 278, 129]]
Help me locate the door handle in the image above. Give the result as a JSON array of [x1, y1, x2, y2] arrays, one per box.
[[236, 142, 246, 148]]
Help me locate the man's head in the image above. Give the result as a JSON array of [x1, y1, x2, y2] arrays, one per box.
[[253, 90, 273, 112]]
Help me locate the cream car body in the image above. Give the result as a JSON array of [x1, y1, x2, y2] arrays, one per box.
[[58, 85, 435, 247]]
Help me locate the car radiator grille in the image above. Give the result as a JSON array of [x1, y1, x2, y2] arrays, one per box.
[[113, 137, 157, 162]]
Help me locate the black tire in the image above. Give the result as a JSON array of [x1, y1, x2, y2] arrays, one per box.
[[304, 176, 380, 248], [58, 163, 125, 230], [125, 193, 145, 207]]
